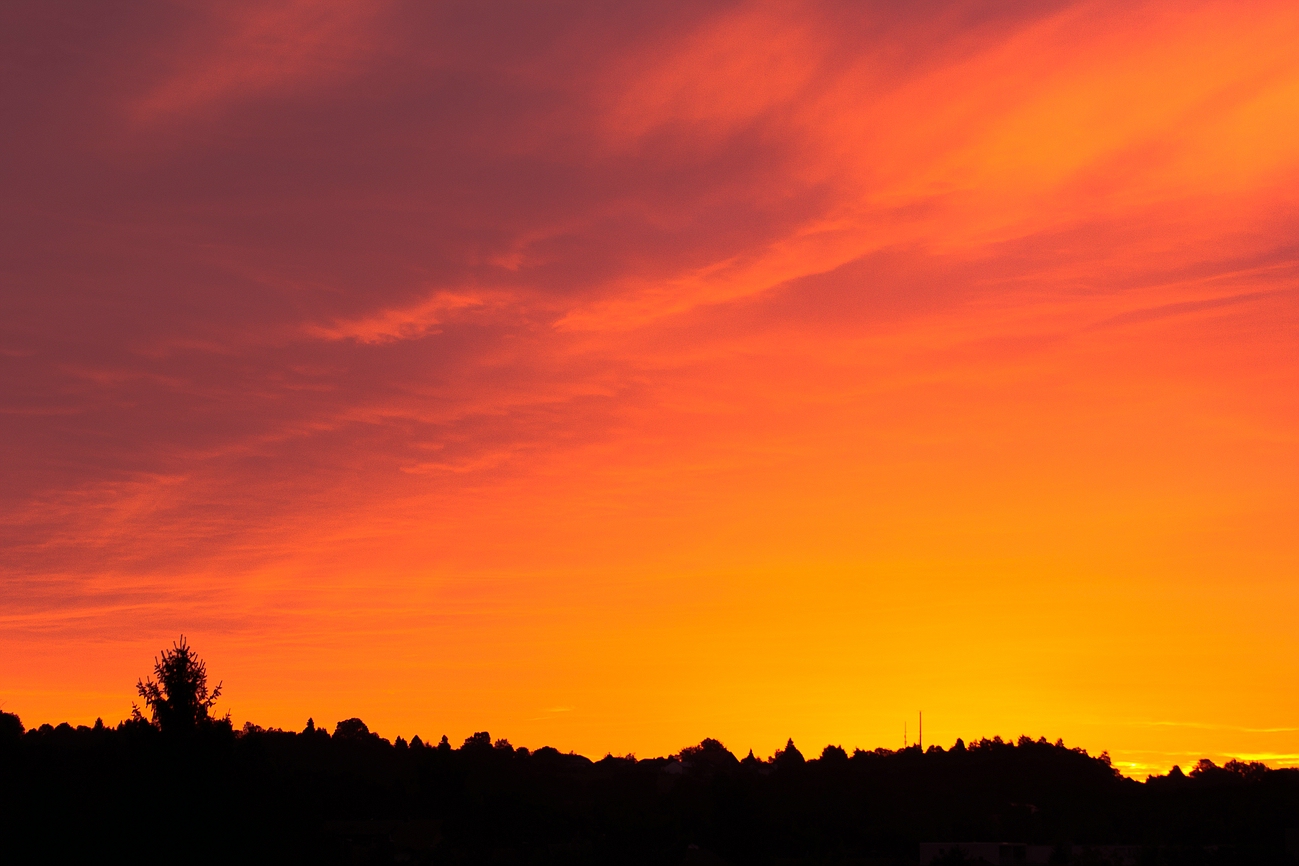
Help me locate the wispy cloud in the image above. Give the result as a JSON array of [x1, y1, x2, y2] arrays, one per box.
[[130, 0, 387, 123], [307, 291, 498, 344]]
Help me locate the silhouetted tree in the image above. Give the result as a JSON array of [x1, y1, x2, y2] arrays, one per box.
[[463, 731, 492, 750], [680, 738, 740, 771], [134, 635, 223, 733], [0, 710, 22, 742], [333, 718, 372, 740], [820, 744, 848, 762], [773, 738, 805, 767]]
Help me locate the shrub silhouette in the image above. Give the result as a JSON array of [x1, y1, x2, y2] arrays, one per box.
[[134, 635, 224, 733]]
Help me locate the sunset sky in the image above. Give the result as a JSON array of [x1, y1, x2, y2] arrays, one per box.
[[2, 0, 1297, 777]]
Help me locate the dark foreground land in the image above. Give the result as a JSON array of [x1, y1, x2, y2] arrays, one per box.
[[2, 713, 1298, 865]]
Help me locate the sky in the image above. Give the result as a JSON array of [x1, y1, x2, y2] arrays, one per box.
[[1, 0, 1297, 777]]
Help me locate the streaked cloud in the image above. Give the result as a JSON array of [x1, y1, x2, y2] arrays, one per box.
[[308, 290, 498, 344]]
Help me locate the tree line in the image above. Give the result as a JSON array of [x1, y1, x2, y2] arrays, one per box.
[[2, 638, 1296, 864]]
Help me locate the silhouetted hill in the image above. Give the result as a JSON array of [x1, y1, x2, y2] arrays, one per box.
[[1, 711, 1296, 864]]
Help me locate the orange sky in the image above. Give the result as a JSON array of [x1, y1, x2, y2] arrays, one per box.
[[1, 0, 1297, 777]]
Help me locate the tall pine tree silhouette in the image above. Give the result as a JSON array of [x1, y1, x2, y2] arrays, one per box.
[[135, 635, 224, 732]]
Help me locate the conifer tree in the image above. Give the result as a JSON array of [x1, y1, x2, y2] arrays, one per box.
[[134, 635, 224, 732]]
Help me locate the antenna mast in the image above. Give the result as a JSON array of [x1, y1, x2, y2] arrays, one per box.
[[919, 711, 923, 751]]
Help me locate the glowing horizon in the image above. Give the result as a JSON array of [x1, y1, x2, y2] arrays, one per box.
[[2, 0, 1297, 778]]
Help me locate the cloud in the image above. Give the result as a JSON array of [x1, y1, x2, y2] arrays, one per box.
[[307, 291, 497, 344], [130, 1, 388, 123]]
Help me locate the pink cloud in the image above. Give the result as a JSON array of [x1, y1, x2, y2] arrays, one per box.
[[130, 1, 389, 123], [307, 290, 498, 344]]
